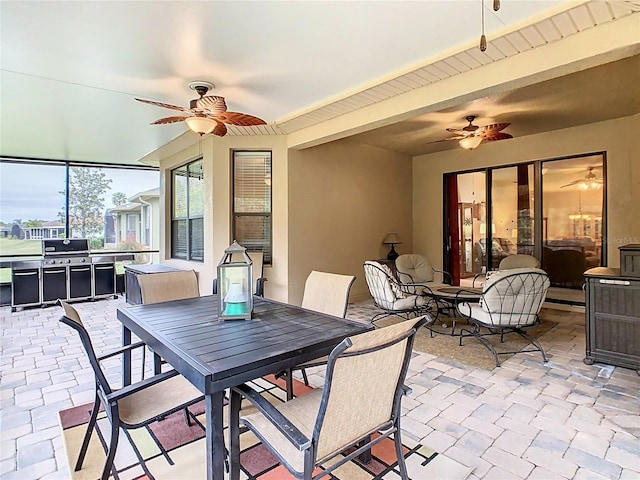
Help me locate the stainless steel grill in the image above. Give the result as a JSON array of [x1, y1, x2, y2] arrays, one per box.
[[42, 238, 90, 265], [10, 238, 134, 311]]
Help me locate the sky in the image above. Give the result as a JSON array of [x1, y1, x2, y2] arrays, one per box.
[[0, 163, 159, 224]]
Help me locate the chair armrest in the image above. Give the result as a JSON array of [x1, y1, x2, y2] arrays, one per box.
[[255, 277, 267, 297], [433, 268, 453, 285], [106, 369, 181, 401], [97, 341, 147, 361], [233, 383, 311, 451]]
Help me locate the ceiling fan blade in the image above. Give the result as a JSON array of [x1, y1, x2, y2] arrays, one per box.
[[560, 179, 583, 188], [479, 122, 510, 133], [426, 136, 465, 144], [150, 115, 189, 125], [445, 128, 469, 135], [212, 121, 228, 137], [135, 98, 188, 112], [215, 111, 267, 126], [481, 131, 513, 141], [195, 95, 228, 114]]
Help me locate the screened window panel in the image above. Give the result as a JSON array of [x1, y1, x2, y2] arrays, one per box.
[[173, 166, 188, 218], [171, 219, 187, 259], [234, 214, 272, 263], [171, 158, 203, 261], [190, 217, 204, 261], [233, 151, 272, 264], [188, 161, 204, 217]]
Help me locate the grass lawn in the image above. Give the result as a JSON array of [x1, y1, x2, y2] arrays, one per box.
[[0, 238, 42, 283], [0, 238, 43, 256]]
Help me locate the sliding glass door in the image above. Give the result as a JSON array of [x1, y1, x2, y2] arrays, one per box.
[[444, 153, 605, 289], [541, 155, 605, 289]]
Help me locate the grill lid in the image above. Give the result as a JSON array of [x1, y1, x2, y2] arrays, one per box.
[[42, 238, 89, 256]]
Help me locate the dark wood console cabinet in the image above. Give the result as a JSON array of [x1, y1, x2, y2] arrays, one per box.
[[584, 267, 640, 374]]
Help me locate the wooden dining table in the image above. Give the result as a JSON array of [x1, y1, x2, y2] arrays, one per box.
[[116, 294, 372, 479]]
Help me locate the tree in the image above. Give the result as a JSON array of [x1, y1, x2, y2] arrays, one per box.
[[23, 219, 44, 227], [112, 192, 128, 206], [59, 168, 112, 238]]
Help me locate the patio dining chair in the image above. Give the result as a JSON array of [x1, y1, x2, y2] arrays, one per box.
[[212, 251, 268, 296], [279, 271, 356, 398], [58, 301, 203, 480], [228, 315, 429, 480], [363, 260, 432, 324], [137, 269, 200, 304], [457, 268, 550, 367], [137, 269, 201, 372]]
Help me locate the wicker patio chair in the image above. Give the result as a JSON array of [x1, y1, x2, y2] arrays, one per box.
[[228, 316, 429, 480], [457, 268, 550, 367], [58, 301, 203, 480]]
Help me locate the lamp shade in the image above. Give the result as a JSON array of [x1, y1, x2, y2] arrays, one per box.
[[459, 136, 483, 150], [185, 115, 217, 135], [382, 233, 402, 245]]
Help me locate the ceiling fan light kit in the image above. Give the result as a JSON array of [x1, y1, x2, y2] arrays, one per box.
[[459, 135, 483, 150], [184, 115, 217, 135]]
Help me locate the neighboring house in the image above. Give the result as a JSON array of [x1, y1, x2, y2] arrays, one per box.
[[105, 188, 159, 249], [22, 221, 65, 240]]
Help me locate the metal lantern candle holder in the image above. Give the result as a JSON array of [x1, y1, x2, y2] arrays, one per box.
[[217, 241, 253, 320]]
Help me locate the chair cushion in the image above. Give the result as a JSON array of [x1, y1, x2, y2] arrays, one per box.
[[499, 254, 540, 270], [378, 263, 406, 299], [395, 254, 434, 283], [481, 268, 546, 313]]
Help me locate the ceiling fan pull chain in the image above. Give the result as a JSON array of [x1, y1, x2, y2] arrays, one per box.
[[480, 0, 487, 52], [493, 0, 500, 12]]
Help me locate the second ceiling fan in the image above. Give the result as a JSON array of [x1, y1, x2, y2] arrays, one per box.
[[430, 115, 513, 150]]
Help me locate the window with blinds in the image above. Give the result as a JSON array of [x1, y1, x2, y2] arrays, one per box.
[[171, 158, 204, 261], [232, 151, 272, 264]]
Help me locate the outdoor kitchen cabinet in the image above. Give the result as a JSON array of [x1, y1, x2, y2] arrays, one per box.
[[93, 263, 116, 298], [42, 267, 67, 304], [584, 267, 640, 374], [11, 266, 40, 311]]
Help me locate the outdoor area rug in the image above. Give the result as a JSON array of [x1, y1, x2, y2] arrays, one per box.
[[348, 302, 557, 370], [59, 374, 474, 480]]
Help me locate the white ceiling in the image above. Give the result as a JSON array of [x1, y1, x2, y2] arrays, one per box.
[[1, 1, 639, 166]]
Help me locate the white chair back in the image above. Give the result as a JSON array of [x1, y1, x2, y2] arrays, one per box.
[[395, 254, 434, 283]]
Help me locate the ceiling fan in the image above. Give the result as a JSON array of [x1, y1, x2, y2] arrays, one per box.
[[429, 115, 512, 150], [135, 81, 266, 136], [561, 167, 604, 190]]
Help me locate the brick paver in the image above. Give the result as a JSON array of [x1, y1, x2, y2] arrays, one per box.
[[2, 298, 639, 479]]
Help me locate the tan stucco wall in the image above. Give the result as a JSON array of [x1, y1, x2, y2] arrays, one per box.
[[288, 139, 413, 305], [155, 134, 289, 300], [413, 113, 640, 272]]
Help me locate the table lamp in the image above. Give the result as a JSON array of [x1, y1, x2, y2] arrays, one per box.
[[383, 233, 402, 261]]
